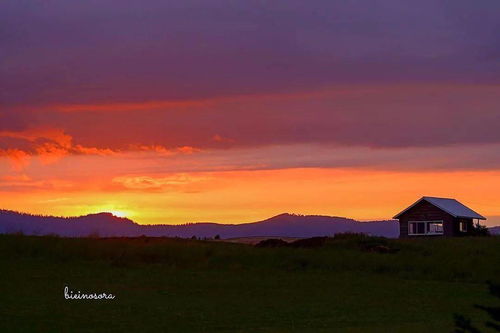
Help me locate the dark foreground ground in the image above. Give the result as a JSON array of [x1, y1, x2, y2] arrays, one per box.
[[1, 234, 499, 332]]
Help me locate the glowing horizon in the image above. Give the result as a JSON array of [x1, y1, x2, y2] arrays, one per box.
[[2, 165, 500, 226]]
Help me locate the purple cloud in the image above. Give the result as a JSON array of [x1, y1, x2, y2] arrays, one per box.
[[1, 0, 499, 107]]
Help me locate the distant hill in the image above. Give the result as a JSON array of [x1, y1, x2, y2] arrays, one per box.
[[0, 210, 400, 238], [489, 226, 500, 235]]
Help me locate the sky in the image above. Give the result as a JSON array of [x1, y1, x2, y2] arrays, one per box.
[[1, 0, 500, 225]]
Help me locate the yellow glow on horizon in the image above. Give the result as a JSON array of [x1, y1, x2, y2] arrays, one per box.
[[1, 168, 500, 226], [74, 204, 135, 219], [105, 210, 127, 218]]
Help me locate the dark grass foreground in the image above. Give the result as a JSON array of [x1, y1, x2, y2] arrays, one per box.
[[1, 234, 499, 332]]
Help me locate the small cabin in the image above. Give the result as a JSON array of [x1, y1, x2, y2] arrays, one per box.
[[394, 196, 486, 237]]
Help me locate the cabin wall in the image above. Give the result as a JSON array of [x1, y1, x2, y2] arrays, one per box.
[[453, 218, 474, 236], [398, 200, 454, 237]]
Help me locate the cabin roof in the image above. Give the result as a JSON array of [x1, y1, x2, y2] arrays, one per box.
[[393, 196, 486, 220]]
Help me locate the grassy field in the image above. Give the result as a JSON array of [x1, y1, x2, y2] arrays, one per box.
[[1, 234, 499, 332]]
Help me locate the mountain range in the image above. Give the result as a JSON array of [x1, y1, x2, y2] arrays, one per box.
[[0, 210, 400, 238], [2, 210, 498, 238]]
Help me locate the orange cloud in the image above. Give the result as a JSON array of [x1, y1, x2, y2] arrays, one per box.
[[0, 128, 118, 168], [0, 127, 203, 171], [213, 134, 235, 143], [0, 128, 77, 165], [36, 143, 70, 164], [176, 146, 200, 154], [73, 145, 117, 156], [112, 173, 211, 192], [0, 149, 32, 171], [130, 144, 201, 156]]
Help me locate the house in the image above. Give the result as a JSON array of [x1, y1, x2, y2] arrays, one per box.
[[394, 196, 486, 237]]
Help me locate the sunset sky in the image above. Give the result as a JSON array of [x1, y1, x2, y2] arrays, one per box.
[[1, 1, 500, 225]]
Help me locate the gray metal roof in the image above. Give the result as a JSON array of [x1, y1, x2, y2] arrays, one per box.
[[394, 196, 486, 220]]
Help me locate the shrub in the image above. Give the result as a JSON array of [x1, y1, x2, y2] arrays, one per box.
[[289, 237, 328, 248], [255, 239, 289, 248], [471, 223, 490, 237], [332, 232, 368, 240]]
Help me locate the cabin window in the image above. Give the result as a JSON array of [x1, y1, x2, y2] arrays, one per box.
[[459, 221, 468, 232], [408, 221, 443, 235], [427, 222, 444, 234]]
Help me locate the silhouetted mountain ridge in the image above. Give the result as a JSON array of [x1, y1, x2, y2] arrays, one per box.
[[0, 209, 400, 238], [489, 226, 500, 235]]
